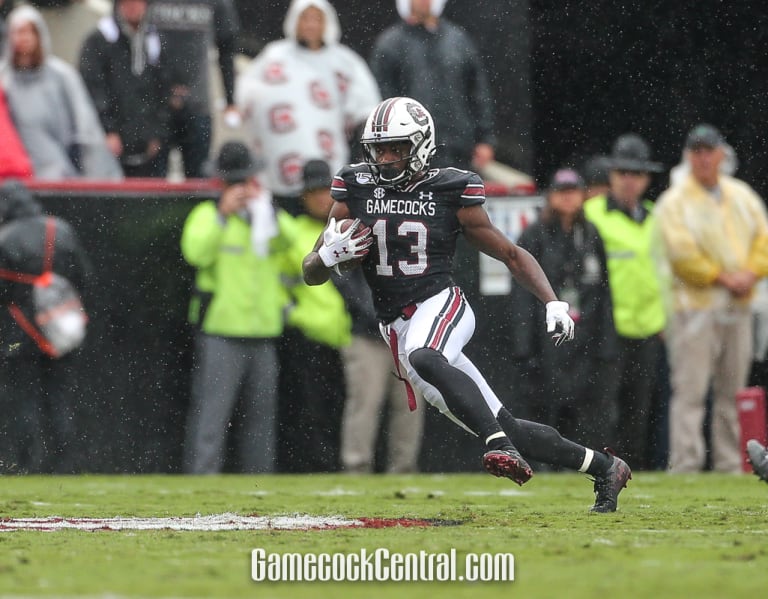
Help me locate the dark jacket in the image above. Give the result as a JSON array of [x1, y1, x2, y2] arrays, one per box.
[[0, 182, 92, 357], [79, 15, 170, 158], [148, 0, 239, 114], [370, 19, 495, 169], [510, 214, 617, 366]]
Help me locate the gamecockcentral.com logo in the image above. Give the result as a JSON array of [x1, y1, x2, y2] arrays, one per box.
[[251, 548, 514, 582]]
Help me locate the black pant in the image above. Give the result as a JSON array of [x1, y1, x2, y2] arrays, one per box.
[[159, 110, 212, 178], [0, 352, 82, 474], [276, 328, 345, 472], [512, 353, 618, 470], [540, 356, 619, 453], [607, 334, 664, 470]]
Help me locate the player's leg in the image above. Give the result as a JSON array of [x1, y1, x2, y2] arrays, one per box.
[[452, 352, 631, 511], [453, 352, 606, 466], [450, 349, 599, 468], [399, 287, 532, 484], [497, 409, 631, 512]]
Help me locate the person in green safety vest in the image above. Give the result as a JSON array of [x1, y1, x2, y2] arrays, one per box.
[[584, 133, 667, 471], [181, 141, 293, 474], [276, 159, 352, 472]]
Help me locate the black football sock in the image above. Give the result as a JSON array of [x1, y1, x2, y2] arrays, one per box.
[[409, 348, 510, 448], [497, 407, 611, 474]]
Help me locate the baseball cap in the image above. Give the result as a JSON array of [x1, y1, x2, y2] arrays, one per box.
[[302, 159, 332, 192], [685, 124, 724, 149], [548, 168, 585, 191]]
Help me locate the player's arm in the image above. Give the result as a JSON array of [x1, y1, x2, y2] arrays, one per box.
[[459, 204, 574, 345], [303, 201, 374, 286], [459, 204, 556, 303], [303, 202, 350, 285]]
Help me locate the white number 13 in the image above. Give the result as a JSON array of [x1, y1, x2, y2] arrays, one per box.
[[372, 220, 428, 276]]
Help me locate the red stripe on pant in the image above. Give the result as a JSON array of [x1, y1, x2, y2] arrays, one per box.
[[428, 288, 462, 351]]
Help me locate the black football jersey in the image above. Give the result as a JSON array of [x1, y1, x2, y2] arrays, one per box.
[[331, 164, 485, 322]]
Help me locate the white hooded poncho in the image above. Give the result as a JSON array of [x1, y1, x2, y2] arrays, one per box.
[[236, 0, 380, 196]]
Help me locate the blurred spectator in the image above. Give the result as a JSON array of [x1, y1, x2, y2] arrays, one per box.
[[584, 134, 667, 470], [0, 180, 92, 473], [0, 1, 15, 57], [0, 86, 33, 179], [656, 124, 768, 473], [276, 159, 351, 472], [510, 168, 617, 453], [148, 0, 240, 178], [236, 0, 380, 216], [336, 263, 425, 474], [35, 1, 110, 67], [79, 0, 170, 177], [370, 0, 495, 171], [0, 4, 122, 180], [297, 159, 423, 474], [581, 154, 611, 199], [669, 140, 739, 186], [181, 142, 292, 474]]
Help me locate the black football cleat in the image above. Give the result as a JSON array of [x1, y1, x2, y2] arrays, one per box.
[[482, 447, 533, 486], [746, 439, 768, 483], [590, 450, 632, 513]]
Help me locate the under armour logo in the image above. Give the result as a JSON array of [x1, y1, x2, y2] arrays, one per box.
[[333, 247, 349, 258], [419, 191, 433, 201]]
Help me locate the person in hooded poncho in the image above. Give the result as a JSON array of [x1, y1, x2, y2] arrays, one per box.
[[236, 0, 380, 215], [0, 4, 122, 180]]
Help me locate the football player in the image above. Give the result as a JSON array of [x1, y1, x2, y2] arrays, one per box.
[[303, 97, 631, 512]]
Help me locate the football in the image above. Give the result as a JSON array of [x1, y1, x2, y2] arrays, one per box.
[[335, 218, 370, 271], [335, 218, 357, 234]]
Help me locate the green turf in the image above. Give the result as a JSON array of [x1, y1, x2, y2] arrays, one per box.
[[0, 472, 767, 597]]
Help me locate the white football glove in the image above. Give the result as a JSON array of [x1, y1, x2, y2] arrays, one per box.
[[545, 300, 575, 347], [317, 217, 372, 268]]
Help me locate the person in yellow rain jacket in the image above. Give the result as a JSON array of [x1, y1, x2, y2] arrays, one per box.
[[656, 124, 768, 473]]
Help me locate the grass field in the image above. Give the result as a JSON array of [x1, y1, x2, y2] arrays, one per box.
[[0, 472, 767, 598]]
